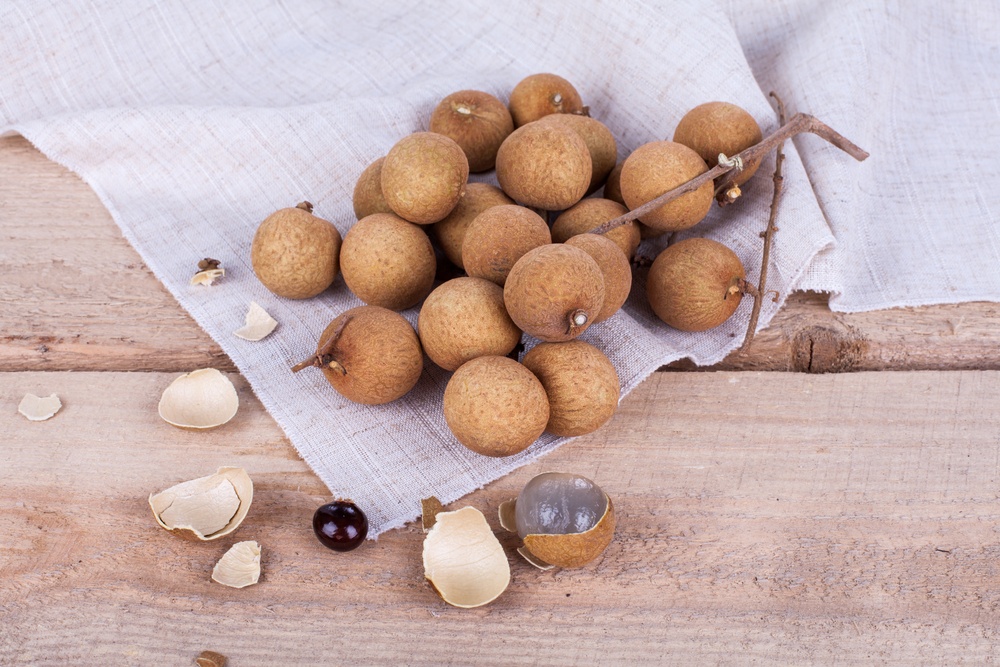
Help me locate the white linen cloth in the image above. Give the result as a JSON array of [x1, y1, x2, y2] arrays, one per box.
[[3, 0, 997, 535]]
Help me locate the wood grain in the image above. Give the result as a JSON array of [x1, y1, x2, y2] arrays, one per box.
[[3, 370, 1000, 664], [2, 134, 998, 375]]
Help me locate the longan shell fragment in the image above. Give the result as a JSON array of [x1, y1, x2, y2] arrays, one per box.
[[521, 341, 620, 436], [508, 73, 585, 127], [552, 198, 639, 260], [251, 202, 342, 299], [495, 122, 591, 211], [418, 277, 522, 371], [564, 235, 632, 323], [381, 132, 469, 224], [314, 306, 423, 405], [620, 141, 713, 233], [433, 183, 514, 270], [443, 356, 549, 457], [647, 237, 747, 332], [523, 496, 616, 569], [538, 114, 617, 193], [503, 244, 604, 342], [429, 90, 514, 172], [673, 101, 763, 186], [340, 213, 436, 310], [462, 204, 551, 286]]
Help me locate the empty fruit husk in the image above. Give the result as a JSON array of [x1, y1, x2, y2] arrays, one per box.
[[158, 368, 239, 429], [149, 466, 254, 541], [423, 506, 510, 608]]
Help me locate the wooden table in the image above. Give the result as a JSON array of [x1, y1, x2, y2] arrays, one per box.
[[3, 134, 999, 665]]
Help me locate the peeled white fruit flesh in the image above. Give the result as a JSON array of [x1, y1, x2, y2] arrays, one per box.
[[514, 471, 607, 539], [158, 368, 239, 429]]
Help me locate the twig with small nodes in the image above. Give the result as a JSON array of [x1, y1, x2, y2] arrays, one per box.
[[586, 94, 868, 352], [588, 108, 868, 237], [738, 92, 787, 353]]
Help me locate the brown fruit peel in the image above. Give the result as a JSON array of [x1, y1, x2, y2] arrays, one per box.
[[521, 496, 616, 569], [149, 466, 254, 542], [196, 651, 228, 667], [421, 496, 445, 531], [517, 546, 556, 571]]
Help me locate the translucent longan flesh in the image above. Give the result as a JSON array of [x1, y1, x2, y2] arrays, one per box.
[[515, 472, 607, 539]]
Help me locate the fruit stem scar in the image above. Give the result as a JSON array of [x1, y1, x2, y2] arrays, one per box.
[[567, 309, 589, 333], [738, 91, 787, 354], [455, 105, 472, 115]]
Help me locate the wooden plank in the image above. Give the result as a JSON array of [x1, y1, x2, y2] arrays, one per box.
[[3, 370, 1000, 664], [3, 134, 999, 374]]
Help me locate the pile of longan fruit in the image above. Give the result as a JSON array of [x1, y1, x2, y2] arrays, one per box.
[[251, 72, 764, 458]]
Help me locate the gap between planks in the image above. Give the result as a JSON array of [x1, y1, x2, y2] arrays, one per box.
[[2, 370, 1000, 664]]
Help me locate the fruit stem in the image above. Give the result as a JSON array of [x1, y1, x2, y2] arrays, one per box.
[[738, 92, 787, 354], [289, 314, 352, 373], [587, 104, 868, 236], [567, 309, 589, 334], [296, 201, 314, 213]]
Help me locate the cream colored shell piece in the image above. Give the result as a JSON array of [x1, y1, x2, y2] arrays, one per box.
[[149, 467, 254, 541], [212, 541, 262, 588], [233, 302, 278, 341], [422, 506, 510, 608], [18, 393, 62, 421], [158, 368, 239, 429], [191, 268, 225, 286]]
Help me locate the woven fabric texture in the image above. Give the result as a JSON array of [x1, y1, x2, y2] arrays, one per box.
[[2, 0, 996, 535]]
